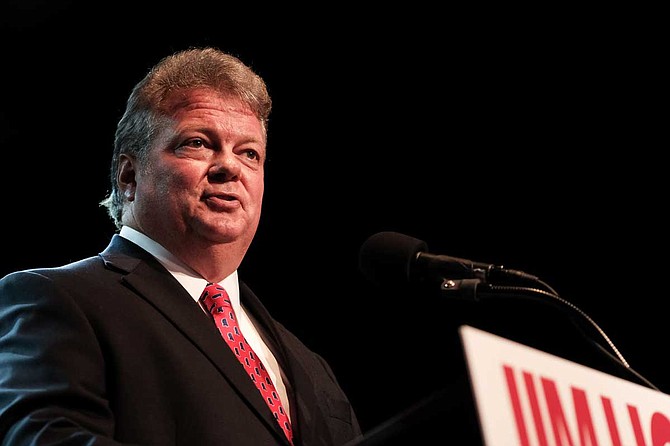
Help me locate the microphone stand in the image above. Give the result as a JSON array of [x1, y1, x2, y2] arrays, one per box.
[[436, 275, 661, 393]]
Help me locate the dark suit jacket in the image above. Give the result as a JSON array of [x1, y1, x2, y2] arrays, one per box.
[[0, 235, 362, 445]]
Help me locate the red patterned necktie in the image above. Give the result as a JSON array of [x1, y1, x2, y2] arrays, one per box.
[[199, 282, 293, 445]]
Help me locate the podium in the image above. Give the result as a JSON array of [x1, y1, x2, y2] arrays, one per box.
[[346, 325, 670, 446], [352, 231, 670, 444]]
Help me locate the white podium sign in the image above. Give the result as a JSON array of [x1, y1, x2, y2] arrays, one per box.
[[460, 325, 670, 446]]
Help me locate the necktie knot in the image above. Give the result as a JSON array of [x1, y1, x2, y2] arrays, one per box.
[[200, 282, 232, 315]]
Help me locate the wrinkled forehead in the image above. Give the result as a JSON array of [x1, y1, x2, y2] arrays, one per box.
[[158, 87, 264, 132], [159, 87, 240, 112]]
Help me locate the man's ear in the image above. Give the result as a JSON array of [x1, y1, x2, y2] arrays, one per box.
[[118, 154, 137, 202]]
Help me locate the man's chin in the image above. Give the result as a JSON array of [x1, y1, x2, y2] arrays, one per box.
[[200, 224, 253, 245]]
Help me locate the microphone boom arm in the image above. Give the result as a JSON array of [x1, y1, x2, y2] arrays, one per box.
[[437, 278, 661, 392]]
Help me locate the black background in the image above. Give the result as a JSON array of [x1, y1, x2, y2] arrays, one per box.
[[1, 1, 666, 435]]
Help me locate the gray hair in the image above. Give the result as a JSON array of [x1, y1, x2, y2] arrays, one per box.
[[99, 47, 272, 229]]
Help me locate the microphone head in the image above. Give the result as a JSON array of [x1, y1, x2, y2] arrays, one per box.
[[358, 231, 428, 289]]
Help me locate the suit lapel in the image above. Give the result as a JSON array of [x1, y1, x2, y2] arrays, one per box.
[[100, 236, 290, 444], [241, 283, 333, 446]]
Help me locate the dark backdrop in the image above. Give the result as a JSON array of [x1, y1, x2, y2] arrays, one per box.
[[1, 1, 665, 435]]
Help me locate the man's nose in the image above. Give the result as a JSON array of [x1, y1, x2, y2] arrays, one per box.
[[207, 151, 241, 181]]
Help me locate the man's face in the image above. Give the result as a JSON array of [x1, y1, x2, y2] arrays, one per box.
[[126, 87, 266, 253]]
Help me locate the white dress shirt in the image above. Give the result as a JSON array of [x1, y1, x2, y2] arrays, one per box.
[[119, 226, 291, 419]]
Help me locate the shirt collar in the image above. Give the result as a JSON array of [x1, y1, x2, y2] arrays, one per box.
[[118, 225, 240, 308]]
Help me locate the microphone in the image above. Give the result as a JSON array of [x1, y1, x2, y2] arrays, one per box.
[[357, 234, 663, 391], [358, 231, 538, 290]]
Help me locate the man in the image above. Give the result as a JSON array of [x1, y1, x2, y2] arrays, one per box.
[[0, 47, 362, 446]]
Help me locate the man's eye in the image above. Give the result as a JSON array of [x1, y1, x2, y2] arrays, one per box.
[[244, 149, 259, 160], [185, 139, 205, 149]]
